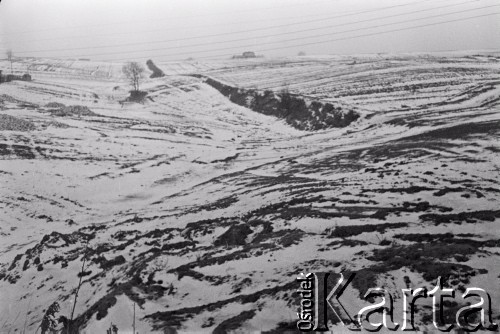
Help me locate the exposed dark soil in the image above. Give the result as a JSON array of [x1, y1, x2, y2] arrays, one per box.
[[329, 222, 407, 238], [145, 281, 296, 329], [212, 310, 256, 334], [214, 224, 253, 247], [420, 210, 500, 225], [402, 120, 500, 141]]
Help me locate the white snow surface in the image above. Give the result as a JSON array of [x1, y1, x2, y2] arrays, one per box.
[[0, 53, 499, 333]]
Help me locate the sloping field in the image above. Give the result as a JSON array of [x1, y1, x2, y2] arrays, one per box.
[[0, 53, 499, 333], [201, 53, 500, 112]]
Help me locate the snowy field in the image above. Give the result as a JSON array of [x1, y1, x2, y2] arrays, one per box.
[[0, 53, 499, 333]]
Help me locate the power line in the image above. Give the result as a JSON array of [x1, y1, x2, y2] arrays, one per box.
[[110, 11, 500, 62], [17, 5, 498, 61], [0, 10, 343, 45], [0, 0, 338, 37], [6, 0, 478, 56], [0, 0, 452, 45], [205, 12, 500, 61]]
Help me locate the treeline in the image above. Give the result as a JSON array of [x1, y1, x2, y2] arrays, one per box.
[[198, 76, 359, 131]]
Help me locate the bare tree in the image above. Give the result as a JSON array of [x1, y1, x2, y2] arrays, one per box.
[[67, 241, 90, 334], [122, 62, 145, 92], [6, 50, 13, 74]]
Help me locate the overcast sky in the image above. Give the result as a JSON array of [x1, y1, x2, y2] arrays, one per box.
[[0, 0, 499, 62]]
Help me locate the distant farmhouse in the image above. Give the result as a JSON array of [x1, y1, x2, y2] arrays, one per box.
[[242, 51, 256, 58], [232, 51, 258, 59], [0, 70, 31, 84]]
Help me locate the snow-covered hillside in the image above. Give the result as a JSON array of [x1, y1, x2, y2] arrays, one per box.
[[0, 53, 499, 333]]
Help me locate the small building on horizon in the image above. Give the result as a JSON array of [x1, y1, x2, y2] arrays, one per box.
[[242, 51, 256, 58], [232, 51, 257, 59]]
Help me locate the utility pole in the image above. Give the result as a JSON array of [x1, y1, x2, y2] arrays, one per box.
[[6, 50, 13, 74]]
